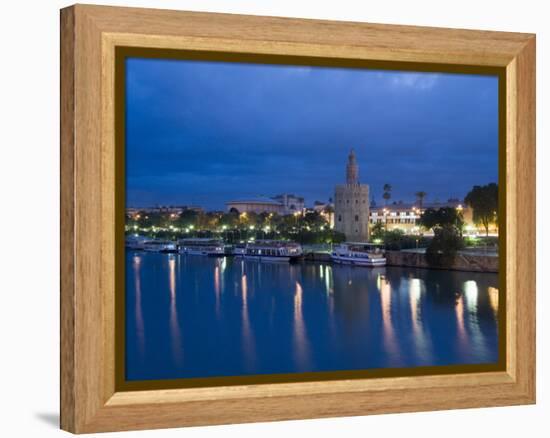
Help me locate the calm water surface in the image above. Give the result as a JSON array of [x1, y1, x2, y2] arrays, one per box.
[[125, 251, 499, 381]]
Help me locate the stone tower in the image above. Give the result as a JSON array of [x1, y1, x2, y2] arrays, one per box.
[[334, 149, 370, 241]]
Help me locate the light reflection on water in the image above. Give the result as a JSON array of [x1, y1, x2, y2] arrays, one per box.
[[379, 275, 400, 365], [241, 273, 256, 370], [132, 255, 145, 359], [293, 281, 312, 370], [408, 278, 432, 362], [168, 256, 183, 366], [126, 252, 499, 381]]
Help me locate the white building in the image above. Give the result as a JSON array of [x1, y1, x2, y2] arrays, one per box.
[[226, 197, 284, 214], [271, 194, 305, 215]]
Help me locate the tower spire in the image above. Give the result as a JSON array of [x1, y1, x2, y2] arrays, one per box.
[[346, 148, 359, 185]]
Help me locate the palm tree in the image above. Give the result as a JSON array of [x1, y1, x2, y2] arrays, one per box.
[[382, 184, 392, 205], [415, 191, 427, 208]]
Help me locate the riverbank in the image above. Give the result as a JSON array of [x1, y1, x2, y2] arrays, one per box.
[[385, 250, 498, 273], [303, 248, 498, 272]]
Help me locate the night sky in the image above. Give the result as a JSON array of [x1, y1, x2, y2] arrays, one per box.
[[125, 57, 498, 210]]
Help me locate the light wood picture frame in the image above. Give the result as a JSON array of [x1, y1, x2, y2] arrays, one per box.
[[60, 4, 536, 433]]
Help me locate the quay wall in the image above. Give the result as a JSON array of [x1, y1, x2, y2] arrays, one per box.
[[304, 252, 332, 262], [385, 250, 498, 273]]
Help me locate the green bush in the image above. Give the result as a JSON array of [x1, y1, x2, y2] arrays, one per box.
[[426, 225, 464, 267]]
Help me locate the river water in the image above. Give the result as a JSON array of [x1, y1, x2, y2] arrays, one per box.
[[125, 251, 499, 381]]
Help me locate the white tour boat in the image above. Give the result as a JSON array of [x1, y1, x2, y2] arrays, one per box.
[[141, 239, 177, 253], [331, 242, 386, 267], [244, 240, 303, 262], [177, 238, 225, 256], [232, 243, 247, 257], [125, 235, 149, 250]]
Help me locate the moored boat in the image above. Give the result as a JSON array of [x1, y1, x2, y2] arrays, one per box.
[[244, 240, 303, 262], [331, 242, 386, 267], [125, 235, 149, 250], [177, 238, 225, 256], [141, 239, 177, 253], [232, 243, 247, 257]]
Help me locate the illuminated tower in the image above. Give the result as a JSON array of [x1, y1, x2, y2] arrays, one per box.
[[334, 149, 370, 241], [346, 149, 359, 184]]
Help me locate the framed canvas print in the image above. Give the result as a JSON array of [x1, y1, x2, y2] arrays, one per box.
[[60, 4, 536, 433]]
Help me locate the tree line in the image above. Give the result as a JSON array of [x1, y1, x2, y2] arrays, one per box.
[[126, 209, 345, 245]]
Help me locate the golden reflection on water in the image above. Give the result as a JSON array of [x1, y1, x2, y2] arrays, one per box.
[[409, 278, 431, 361], [462, 280, 487, 354], [133, 255, 145, 358], [410, 279, 421, 323], [379, 275, 399, 363], [241, 274, 256, 369], [168, 256, 183, 365], [488, 286, 499, 317], [455, 293, 468, 351], [321, 265, 337, 349], [293, 281, 311, 370], [464, 280, 478, 313], [324, 265, 334, 295], [214, 264, 221, 317]]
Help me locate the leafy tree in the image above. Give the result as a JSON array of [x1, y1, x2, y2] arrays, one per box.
[[382, 183, 392, 205], [464, 183, 498, 236], [303, 211, 326, 229], [175, 210, 199, 229], [415, 191, 427, 208], [370, 222, 385, 241], [426, 225, 464, 267], [258, 212, 272, 228], [384, 229, 406, 250], [329, 230, 347, 244], [219, 211, 239, 228], [419, 207, 464, 233]]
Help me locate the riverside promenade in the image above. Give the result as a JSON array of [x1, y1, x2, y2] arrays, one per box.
[[302, 245, 498, 273]]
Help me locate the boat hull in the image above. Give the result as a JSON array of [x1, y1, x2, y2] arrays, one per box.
[[243, 255, 300, 263], [331, 255, 386, 267], [178, 248, 224, 257], [142, 247, 177, 253]]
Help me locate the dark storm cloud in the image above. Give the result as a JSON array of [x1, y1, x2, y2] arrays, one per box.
[[125, 58, 498, 209]]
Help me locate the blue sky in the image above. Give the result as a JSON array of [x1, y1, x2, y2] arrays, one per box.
[[125, 57, 498, 210]]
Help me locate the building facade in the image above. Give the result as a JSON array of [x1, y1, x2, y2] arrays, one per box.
[[226, 194, 305, 215], [226, 197, 284, 214], [368, 201, 495, 236], [312, 201, 335, 228], [271, 194, 305, 215], [334, 149, 370, 241]]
